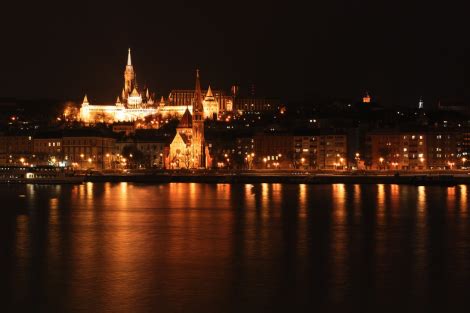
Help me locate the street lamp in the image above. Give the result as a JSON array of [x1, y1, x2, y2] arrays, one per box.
[[379, 157, 384, 170], [355, 153, 361, 170], [462, 157, 467, 169], [246, 153, 255, 170]]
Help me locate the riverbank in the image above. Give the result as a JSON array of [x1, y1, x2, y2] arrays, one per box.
[[85, 172, 470, 186]]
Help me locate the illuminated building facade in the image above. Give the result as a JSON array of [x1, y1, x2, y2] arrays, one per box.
[[79, 49, 157, 124], [293, 132, 348, 169], [0, 132, 34, 165], [62, 129, 115, 170], [253, 132, 293, 169], [159, 87, 231, 119], [367, 130, 428, 170], [33, 131, 63, 165], [426, 130, 461, 169]]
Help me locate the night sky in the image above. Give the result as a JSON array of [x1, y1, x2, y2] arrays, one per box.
[[0, 1, 468, 107]]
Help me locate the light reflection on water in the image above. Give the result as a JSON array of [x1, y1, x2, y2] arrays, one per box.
[[2, 183, 470, 313]]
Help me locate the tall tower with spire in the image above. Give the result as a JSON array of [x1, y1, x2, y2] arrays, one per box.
[[123, 48, 135, 99], [192, 69, 205, 168]]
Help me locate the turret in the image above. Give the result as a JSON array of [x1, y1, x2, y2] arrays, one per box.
[[82, 94, 89, 106], [159, 96, 165, 107], [203, 85, 219, 119], [121, 88, 127, 101]]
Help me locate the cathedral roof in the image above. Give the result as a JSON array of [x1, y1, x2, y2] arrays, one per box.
[[178, 108, 192, 128]]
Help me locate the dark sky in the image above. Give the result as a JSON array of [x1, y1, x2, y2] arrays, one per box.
[[0, 0, 468, 107]]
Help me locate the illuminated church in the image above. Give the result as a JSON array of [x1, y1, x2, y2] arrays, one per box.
[[165, 70, 212, 169], [79, 49, 157, 123]]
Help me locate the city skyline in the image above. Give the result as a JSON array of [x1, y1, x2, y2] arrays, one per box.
[[0, 1, 468, 107], [2, 2, 470, 312]]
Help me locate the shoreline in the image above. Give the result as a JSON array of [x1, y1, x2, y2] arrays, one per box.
[[84, 173, 470, 186]]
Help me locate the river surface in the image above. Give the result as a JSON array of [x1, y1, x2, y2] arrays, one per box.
[[1, 183, 469, 312]]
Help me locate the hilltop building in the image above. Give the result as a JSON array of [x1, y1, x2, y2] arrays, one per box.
[[79, 49, 157, 123]]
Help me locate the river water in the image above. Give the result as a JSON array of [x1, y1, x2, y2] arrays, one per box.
[[1, 183, 469, 312]]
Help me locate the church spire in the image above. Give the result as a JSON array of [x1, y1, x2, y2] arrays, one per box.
[[83, 94, 89, 104], [191, 69, 205, 168], [127, 48, 132, 66], [124, 49, 135, 95], [194, 69, 203, 112]]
